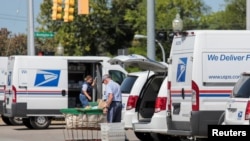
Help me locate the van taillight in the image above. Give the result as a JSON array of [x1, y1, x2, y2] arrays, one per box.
[[155, 97, 167, 113], [3, 85, 6, 101], [245, 101, 250, 120], [167, 81, 171, 110], [126, 95, 138, 110], [192, 81, 199, 111], [12, 85, 17, 103]]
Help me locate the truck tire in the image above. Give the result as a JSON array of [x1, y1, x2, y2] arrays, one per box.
[[134, 132, 153, 141], [8, 117, 23, 125], [1, 115, 12, 125], [156, 134, 181, 141], [218, 112, 225, 125], [22, 118, 34, 129], [29, 116, 51, 129]]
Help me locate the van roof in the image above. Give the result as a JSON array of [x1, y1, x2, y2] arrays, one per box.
[[9, 55, 111, 61]]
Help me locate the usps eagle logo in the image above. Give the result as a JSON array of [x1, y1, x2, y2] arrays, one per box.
[[176, 57, 187, 82], [34, 70, 60, 87]]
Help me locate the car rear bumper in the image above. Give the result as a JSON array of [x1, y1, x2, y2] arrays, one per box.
[[133, 114, 168, 134], [223, 120, 249, 125], [124, 110, 138, 129]]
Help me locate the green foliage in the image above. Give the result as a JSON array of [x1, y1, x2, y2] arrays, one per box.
[[36, 0, 138, 56], [200, 0, 245, 29], [0, 0, 247, 57], [125, 0, 209, 61], [0, 28, 27, 56]]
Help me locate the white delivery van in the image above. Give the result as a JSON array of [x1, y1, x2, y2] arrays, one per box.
[[0, 57, 8, 115], [0, 57, 21, 126], [167, 30, 250, 139], [3, 55, 127, 129], [109, 54, 168, 141]]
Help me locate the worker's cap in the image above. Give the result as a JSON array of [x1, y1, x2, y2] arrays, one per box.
[[102, 74, 110, 82]]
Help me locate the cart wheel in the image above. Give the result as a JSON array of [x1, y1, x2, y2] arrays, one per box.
[[29, 116, 51, 129]]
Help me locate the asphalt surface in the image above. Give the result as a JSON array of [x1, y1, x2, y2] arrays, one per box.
[[0, 118, 140, 141]]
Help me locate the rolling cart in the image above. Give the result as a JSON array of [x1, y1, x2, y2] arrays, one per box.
[[60, 102, 106, 141]]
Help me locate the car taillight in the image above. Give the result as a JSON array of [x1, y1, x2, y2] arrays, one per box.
[[154, 97, 167, 113], [126, 95, 138, 110], [245, 101, 250, 120]]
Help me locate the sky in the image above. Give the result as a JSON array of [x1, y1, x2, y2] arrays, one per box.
[[0, 0, 225, 35]]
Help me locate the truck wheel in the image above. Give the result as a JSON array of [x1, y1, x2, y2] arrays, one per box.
[[134, 132, 153, 141], [156, 134, 181, 141], [218, 112, 225, 125], [8, 117, 23, 125], [1, 115, 12, 125], [29, 116, 51, 129], [22, 118, 34, 129]]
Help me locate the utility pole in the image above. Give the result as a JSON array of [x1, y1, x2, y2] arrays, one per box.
[[147, 0, 155, 60], [247, 0, 250, 30], [27, 0, 35, 55]]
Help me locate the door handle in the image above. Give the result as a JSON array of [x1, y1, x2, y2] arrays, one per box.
[[181, 88, 185, 99]]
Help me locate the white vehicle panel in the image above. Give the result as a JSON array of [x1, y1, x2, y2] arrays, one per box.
[[224, 98, 249, 124]]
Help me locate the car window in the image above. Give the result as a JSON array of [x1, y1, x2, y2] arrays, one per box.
[[120, 76, 138, 93], [109, 70, 126, 85], [232, 74, 250, 98]]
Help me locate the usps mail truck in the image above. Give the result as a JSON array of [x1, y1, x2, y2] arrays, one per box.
[[3, 55, 127, 129], [166, 30, 250, 139], [0, 57, 8, 115], [0, 57, 16, 125], [0, 57, 21, 126]]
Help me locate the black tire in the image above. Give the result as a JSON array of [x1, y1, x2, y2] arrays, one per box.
[[156, 134, 181, 141], [29, 116, 51, 129], [134, 132, 153, 141], [8, 117, 23, 125], [1, 115, 12, 125], [218, 112, 225, 125], [196, 138, 208, 141], [22, 118, 34, 129]]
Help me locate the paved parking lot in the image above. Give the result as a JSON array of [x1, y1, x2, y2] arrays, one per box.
[[0, 118, 139, 141]]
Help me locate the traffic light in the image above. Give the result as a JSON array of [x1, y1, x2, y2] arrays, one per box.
[[156, 30, 167, 41], [51, 0, 63, 20], [78, 0, 89, 15], [64, 0, 75, 22]]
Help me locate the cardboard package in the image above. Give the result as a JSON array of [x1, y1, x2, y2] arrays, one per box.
[[97, 99, 106, 109]]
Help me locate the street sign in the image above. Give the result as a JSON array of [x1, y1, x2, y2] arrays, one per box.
[[34, 32, 54, 38]]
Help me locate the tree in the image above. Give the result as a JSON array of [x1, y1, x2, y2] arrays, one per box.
[[200, 0, 246, 29], [125, 0, 210, 61], [2, 0, 246, 57], [0, 28, 27, 56], [36, 0, 139, 56]]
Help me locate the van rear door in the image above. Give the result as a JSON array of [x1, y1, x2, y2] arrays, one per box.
[[0, 57, 8, 114], [169, 36, 194, 123]]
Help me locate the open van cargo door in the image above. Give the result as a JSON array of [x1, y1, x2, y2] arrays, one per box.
[[109, 54, 168, 73]]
